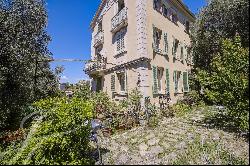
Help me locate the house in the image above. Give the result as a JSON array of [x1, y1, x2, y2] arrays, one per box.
[[85, 0, 195, 105]]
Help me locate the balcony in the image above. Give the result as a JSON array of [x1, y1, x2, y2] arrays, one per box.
[[85, 58, 107, 75], [111, 7, 128, 33], [93, 31, 104, 47]]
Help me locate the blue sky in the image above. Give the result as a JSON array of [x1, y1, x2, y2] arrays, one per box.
[[47, 0, 206, 84]]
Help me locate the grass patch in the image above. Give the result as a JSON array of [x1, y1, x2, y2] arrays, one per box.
[[171, 135, 247, 165]]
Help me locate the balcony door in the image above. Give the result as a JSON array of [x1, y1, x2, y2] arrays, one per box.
[[96, 76, 103, 92]]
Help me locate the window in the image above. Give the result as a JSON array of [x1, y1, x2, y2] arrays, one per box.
[[180, 43, 184, 61], [183, 71, 189, 92], [118, 0, 125, 12], [171, 8, 178, 24], [174, 71, 183, 93], [116, 28, 126, 54], [98, 20, 102, 32], [162, 5, 168, 18], [172, 13, 178, 24], [173, 71, 182, 93], [173, 38, 179, 58], [157, 67, 164, 92], [153, 26, 162, 51], [117, 72, 126, 92], [185, 21, 190, 33], [153, 0, 161, 12]]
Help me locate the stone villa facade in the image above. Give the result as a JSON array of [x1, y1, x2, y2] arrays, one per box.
[[85, 0, 195, 105]]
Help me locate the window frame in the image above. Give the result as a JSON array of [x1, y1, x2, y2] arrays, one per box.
[[157, 67, 164, 93]]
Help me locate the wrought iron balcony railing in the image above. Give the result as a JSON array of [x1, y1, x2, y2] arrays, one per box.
[[111, 7, 128, 32], [93, 31, 104, 47], [85, 58, 107, 74]]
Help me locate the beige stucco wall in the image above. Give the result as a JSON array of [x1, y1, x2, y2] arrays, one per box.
[[145, 0, 193, 104], [89, 0, 194, 105]]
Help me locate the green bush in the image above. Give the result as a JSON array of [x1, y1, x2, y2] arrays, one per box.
[[197, 36, 249, 132], [1, 97, 95, 165]]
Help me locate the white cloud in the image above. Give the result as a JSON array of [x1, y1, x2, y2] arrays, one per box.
[[61, 76, 68, 80]]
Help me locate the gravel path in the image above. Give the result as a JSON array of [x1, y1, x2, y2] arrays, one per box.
[[92, 109, 249, 165]]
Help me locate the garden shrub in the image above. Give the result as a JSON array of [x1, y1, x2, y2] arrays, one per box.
[[197, 36, 249, 132], [1, 97, 95, 165]]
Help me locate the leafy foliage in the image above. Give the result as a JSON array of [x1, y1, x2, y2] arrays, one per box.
[[191, 0, 249, 71], [0, 0, 59, 130], [197, 37, 249, 132], [1, 97, 95, 165]]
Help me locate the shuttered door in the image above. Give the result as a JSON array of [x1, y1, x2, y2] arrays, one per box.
[[111, 74, 115, 92], [153, 66, 158, 94], [165, 68, 170, 94], [183, 71, 189, 92]]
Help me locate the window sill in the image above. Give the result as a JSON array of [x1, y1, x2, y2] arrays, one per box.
[[174, 91, 184, 95], [184, 30, 190, 35], [114, 50, 127, 58], [113, 91, 128, 96]]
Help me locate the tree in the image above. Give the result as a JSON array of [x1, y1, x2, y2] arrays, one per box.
[[191, 0, 249, 71], [197, 36, 249, 131], [0, 0, 58, 130]]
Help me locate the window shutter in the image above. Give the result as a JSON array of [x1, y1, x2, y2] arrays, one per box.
[[172, 37, 176, 59], [117, 33, 121, 52], [125, 70, 128, 92], [180, 43, 184, 61], [173, 70, 178, 93], [165, 68, 170, 94], [111, 74, 115, 92], [183, 71, 189, 92], [153, 66, 158, 94], [153, 25, 157, 49], [164, 32, 168, 54], [121, 31, 125, 50]]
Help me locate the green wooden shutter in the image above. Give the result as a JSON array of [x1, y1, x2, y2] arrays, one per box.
[[164, 32, 168, 54], [173, 70, 178, 93], [152, 25, 157, 50], [125, 70, 128, 92], [183, 71, 189, 92], [172, 37, 176, 59], [180, 43, 184, 61], [153, 66, 158, 94], [165, 68, 170, 94], [111, 74, 115, 92]]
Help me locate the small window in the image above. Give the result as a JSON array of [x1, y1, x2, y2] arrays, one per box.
[[153, 27, 162, 50], [118, 72, 126, 92], [157, 67, 164, 92], [118, 0, 125, 12], [96, 45, 103, 57], [153, 0, 161, 12], [174, 39, 179, 55], [172, 13, 178, 24], [98, 20, 102, 32], [163, 6, 168, 18], [185, 21, 190, 33]]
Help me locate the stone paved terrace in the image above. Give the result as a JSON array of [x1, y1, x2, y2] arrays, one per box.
[[92, 108, 249, 165]]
